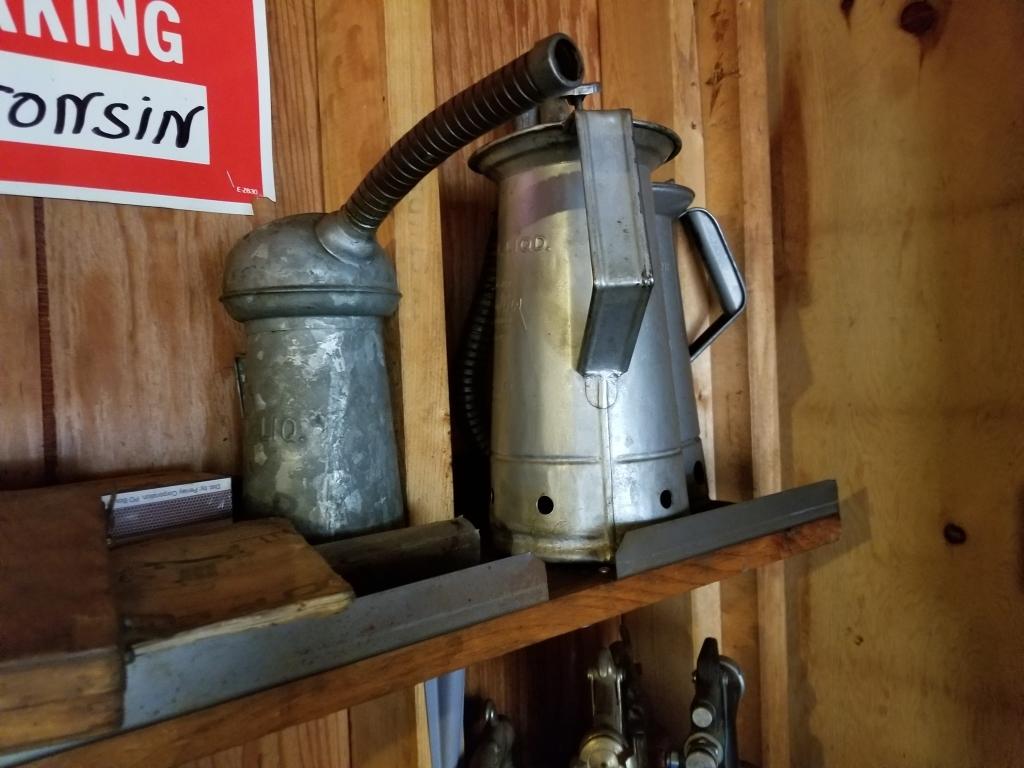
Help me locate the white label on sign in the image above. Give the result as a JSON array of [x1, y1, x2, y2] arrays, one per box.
[[0, 50, 209, 164]]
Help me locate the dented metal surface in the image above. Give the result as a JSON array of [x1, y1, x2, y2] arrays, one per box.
[[222, 213, 404, 541]]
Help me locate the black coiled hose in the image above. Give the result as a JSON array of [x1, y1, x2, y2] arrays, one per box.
[[457, 231, 498, 455], [329, 33, 583, 237]]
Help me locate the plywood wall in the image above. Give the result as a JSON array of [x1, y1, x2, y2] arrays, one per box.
[[772, 1, 1024, 765]]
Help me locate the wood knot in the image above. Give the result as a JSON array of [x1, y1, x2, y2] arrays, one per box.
[[943, 522, 967, 546], [900, 1, 938, 37]]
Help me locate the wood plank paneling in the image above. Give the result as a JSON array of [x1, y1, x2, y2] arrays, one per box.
[[772, 1, 1024, 766], [0, 197, 43, 489], [43, 201, 248, 480], [316, 0, 388, 210], [382, 4, 456, 758], [383, 0, 454, 525], [690, 0, 773, 757], [349, 690, 420, 768], [733, 1, 786, 763]]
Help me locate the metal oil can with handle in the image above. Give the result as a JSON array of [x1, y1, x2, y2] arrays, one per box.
[[470, 94, 746, 561]]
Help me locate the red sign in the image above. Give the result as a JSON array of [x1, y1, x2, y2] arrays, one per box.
[[0, 0, 274, 214]]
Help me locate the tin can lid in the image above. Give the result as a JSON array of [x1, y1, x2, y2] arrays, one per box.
[[221, 213, 400, 322], [469, 117, 681, 179]]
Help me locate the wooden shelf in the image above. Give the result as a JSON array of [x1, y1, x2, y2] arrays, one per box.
[[22, 513, 840, 768]]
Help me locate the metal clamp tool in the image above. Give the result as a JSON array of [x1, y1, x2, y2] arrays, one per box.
[[574, 631, 649, 768], [665, 638, 744, 768]]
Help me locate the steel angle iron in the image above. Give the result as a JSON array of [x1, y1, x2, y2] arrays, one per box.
[[222, 35, 586, 540]]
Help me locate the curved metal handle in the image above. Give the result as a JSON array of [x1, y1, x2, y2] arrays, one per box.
[[680, 208, 746, 360]]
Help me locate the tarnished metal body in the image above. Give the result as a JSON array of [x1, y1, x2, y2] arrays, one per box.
[[222, 214, 403, 541], [472, 113, 744, 562]]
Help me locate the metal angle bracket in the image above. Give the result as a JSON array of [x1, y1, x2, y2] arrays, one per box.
[[124, 553, 548, 725], [614, 479, 840, 579]]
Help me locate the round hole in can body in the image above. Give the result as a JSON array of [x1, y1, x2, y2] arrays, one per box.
[[660, 489, 673, 509], [537, 495, 554, 515]]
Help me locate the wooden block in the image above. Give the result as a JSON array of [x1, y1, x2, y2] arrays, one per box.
[[316, 517, 479, 594], [0, 481, 123, 751], [113, 518, 354, 650]]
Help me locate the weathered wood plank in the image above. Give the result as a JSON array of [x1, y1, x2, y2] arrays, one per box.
[[0, 197, 43, 490], [0, 479, 122, 750], [114, 518, 353, 649], [730, 2, 787, 765], [383, 0, 454, 526]]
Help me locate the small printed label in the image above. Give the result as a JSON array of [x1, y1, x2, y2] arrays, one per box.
[[102, 477, 231, 510]]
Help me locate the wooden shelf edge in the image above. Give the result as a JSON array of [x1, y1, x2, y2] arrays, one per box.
[[25, 515, 841, 768]]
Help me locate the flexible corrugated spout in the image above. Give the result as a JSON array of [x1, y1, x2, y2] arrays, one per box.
[[316, 33, 583, 254]]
